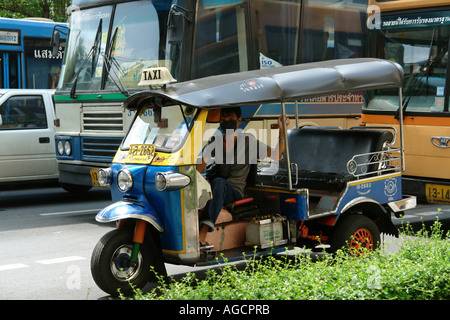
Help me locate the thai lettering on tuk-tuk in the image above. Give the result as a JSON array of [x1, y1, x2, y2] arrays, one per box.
[[90, 58, 416, 296]]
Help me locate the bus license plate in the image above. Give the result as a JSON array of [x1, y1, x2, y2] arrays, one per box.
[[426, 184, 450, 204]]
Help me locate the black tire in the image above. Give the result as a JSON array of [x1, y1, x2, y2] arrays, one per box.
[[330, 214, 381, 254], [91, 228, 156, 296]]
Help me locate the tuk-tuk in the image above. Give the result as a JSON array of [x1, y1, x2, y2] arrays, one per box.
[[90, 58, 416, 296]]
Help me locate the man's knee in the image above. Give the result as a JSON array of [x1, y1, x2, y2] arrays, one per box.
[[211, 177, 227, 191]]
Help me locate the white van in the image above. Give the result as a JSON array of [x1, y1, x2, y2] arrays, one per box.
[[0, 89, 58, 184]]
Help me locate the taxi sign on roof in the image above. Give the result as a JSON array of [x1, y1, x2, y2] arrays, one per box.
[[138, 67, 176, 87]]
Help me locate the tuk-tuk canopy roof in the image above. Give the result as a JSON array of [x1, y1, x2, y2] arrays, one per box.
[[124, 58, 403, 110]]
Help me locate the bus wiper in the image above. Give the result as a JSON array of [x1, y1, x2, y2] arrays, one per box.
[[70, 19, 103, 99], [102, 26, 130, 97]]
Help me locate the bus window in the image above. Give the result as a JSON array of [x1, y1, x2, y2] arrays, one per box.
[[104, 0, 183, 90], [7, 53, 20, 89], [301, 0, 366, 62], [24, 38, 65, 89], [368, 26, 449, 112], [193, 0, 248, 78], [250, 0, 301, 69]]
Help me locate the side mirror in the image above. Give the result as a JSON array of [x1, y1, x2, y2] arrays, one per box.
[[50, 25, 68, 57], [168, 12, 185, 44], [51, 30, 60, 57], [0, 114, 3, 126], [167, 5, 191, 45]]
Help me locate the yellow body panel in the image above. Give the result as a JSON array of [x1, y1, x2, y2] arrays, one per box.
[[362, 114, 450, 180]]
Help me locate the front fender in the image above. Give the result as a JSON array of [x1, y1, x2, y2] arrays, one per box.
[[96, 201, 164, 232]]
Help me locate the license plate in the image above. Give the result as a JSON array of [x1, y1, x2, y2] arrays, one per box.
[[127, 144, 156, 164], [426, 184, 450, 204], [90, 168, 101, 187]]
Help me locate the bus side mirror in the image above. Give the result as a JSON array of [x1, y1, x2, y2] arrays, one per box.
[[206, 109, 220, 123], [167, 5, 191, 45], [168, 12, 185, 44], [51, 30, 60, 57], [50, 25, 68, 57]]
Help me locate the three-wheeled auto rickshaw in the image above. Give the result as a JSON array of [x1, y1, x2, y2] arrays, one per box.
[[90, 58, 416, 296]]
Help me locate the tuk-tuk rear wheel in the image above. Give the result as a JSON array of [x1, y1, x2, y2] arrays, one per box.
[[330, 214, 380, 255], [91, 228, 152, 297]]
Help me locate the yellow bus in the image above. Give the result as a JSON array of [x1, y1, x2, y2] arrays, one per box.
[[363, 0, 450, 203]]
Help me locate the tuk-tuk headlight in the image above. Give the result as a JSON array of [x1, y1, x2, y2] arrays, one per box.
[[97, 168, 112, 186], [117, 168, 133, 192], [155, 172, 190, 191]]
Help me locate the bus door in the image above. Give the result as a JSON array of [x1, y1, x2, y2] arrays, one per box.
[[364, 8, 450, 203], [1, 51, 21, 89]]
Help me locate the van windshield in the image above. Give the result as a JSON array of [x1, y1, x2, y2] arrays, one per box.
[[122, 105, 196, 153]]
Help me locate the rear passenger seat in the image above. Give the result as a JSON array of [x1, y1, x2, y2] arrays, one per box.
[[285, 127, 394, 191]]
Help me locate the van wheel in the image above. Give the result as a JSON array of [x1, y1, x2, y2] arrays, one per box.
[[91, 228, 153, 297], [330, 214, 380, 254]]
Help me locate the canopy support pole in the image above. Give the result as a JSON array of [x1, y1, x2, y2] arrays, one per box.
[[281, 102, 292, 190], [398, 87, 405, 171]]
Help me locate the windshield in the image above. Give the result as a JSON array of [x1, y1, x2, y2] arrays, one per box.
[[59, 0, 184, 92], [365, 24, 449, 113], [60, 6, 112, 91], [122, 105, 196, 153]]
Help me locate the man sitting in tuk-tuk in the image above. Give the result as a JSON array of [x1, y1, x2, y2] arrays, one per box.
[[197, 107, 289, 247]]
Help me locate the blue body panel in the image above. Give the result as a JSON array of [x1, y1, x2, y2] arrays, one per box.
[[279, 192, 308, 221], [96, 200, 164, 232], [336, 174, 402, 214], [105, 163, 186, 253]]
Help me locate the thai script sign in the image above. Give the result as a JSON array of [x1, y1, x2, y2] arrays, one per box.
[[0, 30, 20, 45]]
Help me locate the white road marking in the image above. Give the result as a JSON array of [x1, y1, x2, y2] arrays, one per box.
[[40, 209, 102, 216], [0, 263, 29, 271], [35, 256, 87, 265]]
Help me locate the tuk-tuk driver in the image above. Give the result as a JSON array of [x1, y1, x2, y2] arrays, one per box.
[[197, 107, 290, 247]]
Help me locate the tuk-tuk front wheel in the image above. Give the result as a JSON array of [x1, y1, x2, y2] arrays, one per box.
[[91, 228, 153, 297], [330, 214, 380, 254]]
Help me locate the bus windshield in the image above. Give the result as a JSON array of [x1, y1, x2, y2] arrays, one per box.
[[59, 0, 182, 92], [366, 23, 450, 113]]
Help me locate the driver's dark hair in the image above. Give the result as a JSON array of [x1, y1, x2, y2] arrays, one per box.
[[221, 107, 242, 119]]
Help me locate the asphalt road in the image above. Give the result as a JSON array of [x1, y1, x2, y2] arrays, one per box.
[[0, 183, 448, 300], [0, 183, 213, 300]]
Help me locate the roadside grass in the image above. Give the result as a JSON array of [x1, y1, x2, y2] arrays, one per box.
[[123, 219, 450, 300]]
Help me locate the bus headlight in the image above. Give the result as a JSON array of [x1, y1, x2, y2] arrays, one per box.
[[117, 168, 133, 192], [57, 140, 64, 155], [64, 140, 72, 156], [57, 140, 72, 156], [97, 168, 112, 186], [155, 172, 190, 191]]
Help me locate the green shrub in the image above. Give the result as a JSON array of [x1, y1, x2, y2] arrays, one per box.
[[125, 219, 450, 300]]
